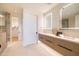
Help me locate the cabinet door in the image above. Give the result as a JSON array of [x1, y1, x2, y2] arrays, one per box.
[[0, 32, 6, 54]]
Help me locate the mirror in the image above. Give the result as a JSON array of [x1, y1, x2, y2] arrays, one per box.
[[45, 12, 52, 29], [61, 3, 79, 29], [0, 14, 5, 26]]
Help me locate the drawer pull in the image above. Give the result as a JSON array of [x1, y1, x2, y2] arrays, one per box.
[[46, 39, 52, 43], [58, 44, 72, 52], [0, 44, 1, 48]]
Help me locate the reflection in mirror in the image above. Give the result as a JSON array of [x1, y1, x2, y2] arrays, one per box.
[[62, 3, 79, 29]]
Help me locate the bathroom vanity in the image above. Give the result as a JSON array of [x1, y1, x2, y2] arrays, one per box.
[[0, 11, 10, 55], [39, 32, 79, 56], [0, 32, 6, 54]]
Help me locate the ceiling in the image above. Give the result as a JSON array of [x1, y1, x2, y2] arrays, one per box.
[[0, 3, 58, 14]]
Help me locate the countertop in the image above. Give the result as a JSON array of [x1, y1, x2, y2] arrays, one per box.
[[39, 32, 79, 44]]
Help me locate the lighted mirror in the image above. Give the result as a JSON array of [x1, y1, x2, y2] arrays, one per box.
[[61, 3, 79, 29], [45, 12, 52, 29], [0, 14, 5, 26]]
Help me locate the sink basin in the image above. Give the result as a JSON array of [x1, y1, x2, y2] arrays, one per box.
[[59, 35, 79, 43], [59, 35, 73, 39], [59, 34, 77, 40], [74, 38, 79, 40]]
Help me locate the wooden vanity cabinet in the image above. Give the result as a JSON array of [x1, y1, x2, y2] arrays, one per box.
[[54, 38, 79, 56], [39, 33, 79, 56], [0, 32, 7, 55], [39, 34, 55, 48]]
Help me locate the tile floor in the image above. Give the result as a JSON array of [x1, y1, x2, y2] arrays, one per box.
[[1, 40, 62, 56]]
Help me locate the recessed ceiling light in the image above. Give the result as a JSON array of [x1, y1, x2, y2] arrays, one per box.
[[46, 3, 52, 5]]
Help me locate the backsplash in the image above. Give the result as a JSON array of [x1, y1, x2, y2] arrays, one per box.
[[40, 29, 53, 34]]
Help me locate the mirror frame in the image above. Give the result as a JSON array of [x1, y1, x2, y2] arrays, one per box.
[[60, 3, 79, 30]]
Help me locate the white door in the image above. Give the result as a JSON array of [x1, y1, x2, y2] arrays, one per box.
[[23, 12, 38, 47]]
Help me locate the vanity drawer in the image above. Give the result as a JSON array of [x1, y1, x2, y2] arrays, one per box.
[[39, 34, 54, 42], [55, 39, 79, 55], [40, 37, 55, 48], [54, 44, 79, 56], [39, 34, 55, 48], [51, 37, 79, 55], [39, 34, 49, 39]]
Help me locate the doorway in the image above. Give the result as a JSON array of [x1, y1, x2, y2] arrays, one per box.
[[11, 17, 19, 42], [10, 16, 19, 44]]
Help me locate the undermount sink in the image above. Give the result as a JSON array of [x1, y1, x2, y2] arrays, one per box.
[[64, 36, 74, 39], [59, 34, 76, 39], [56, 32, 77, 40], [59, 34, 79, 43], [74, 38, 79, 40]]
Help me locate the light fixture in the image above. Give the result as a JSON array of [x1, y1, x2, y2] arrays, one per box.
[[46, 3, 52, 5], [63, 3, 73, 9]]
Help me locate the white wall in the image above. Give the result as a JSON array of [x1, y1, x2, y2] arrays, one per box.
[[75, 15, 79, 27], [38, 14, 44, 32]]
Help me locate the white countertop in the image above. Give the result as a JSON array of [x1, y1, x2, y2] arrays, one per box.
[[39, 32, 79, 44]]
